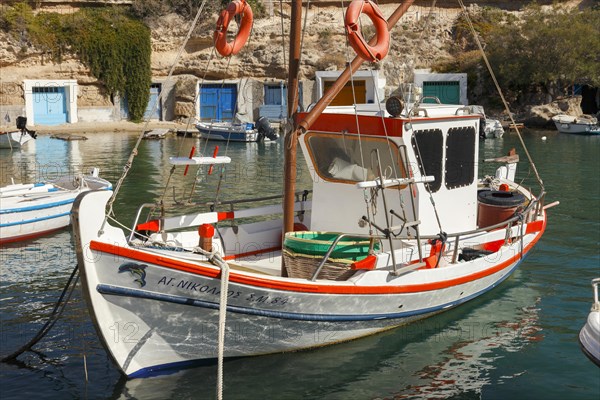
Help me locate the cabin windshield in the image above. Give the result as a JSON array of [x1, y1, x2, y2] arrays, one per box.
[[306, 131, 405, 184]]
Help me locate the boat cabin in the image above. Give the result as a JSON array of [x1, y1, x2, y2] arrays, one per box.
[[299, 103, 480, 237]]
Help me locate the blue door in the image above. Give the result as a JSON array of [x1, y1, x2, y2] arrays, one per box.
[[33, 86, 67, 125], [199, 84, 237, 122], [144, 84, 162, 120], [260, 83, 304, 120]]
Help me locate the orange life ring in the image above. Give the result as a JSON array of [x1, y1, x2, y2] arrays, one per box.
[[214, 0, 253, 57], [344, 0, 390, 62]]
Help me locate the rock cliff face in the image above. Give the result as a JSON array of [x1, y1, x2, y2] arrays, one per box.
[[0, 0, 588, 120], [0, 3, 458, 102]]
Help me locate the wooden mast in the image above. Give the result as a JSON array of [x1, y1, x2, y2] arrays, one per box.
[[282, 0, 303, 275], [282, 0, 416, 273]]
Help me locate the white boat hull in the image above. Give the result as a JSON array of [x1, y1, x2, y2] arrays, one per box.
[[1, 193, 77, 242], [0, 130, 35, 149], [196, 122, 258, 142], [579, 310, 600, 366], [579, 278, 600, 367], [552, 115, 600, 135], [1, 174, 111, 243], [73, 190, 545, 377]]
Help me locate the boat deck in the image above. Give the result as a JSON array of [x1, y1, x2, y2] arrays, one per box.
[[229, 251, 284, 276]]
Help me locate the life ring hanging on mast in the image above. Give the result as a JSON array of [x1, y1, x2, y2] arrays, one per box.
[[344, 0, 390, 62], [214, 0, 253, 57]]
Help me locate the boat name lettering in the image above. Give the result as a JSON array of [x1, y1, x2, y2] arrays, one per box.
[[246, 293, 288, 305], [157, 276, 241, 298], [157, 276, 289, 305]]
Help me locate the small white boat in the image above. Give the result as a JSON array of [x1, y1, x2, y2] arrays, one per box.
[[470, 106, 504, 138], [0, 117, 37, 149], [1, 169, 112, 244], [552, 114, 600, 135], [196, 118, 279, 143], [196, 121, 259, 142], [483, 118, 504, 138], [579, 278, 600, 366]]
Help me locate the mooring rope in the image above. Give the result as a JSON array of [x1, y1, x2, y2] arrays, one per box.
[[194, 247, 230, 400], [216, 261, 229, 400], [1, 264, 80, 362]]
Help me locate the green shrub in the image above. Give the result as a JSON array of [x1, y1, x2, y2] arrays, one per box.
[[2, 4, 152, 122]]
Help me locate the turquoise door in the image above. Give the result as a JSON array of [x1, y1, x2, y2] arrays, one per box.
[[120, 95, 129, 120], [122, 85, 162, 120], [199, 84, 237, 122], [144, 84, 162, 120], [423, 81, 460, 104], [33, 86, 67, 125]]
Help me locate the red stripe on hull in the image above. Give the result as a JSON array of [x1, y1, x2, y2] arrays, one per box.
[[89, 216, 545, 295], [0, 227, 66, 245]]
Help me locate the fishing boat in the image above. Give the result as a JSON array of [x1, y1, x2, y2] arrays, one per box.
[[552, 114, 600, 135], [196, 121, 259, 142], [72, 0, 554, 379], [579, 278, 600, 366], [196, 118, 279, 143], [1, 169, 111, 244], [0, 116, 37, 149]]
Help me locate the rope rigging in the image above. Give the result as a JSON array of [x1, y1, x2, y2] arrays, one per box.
[[456, 0, 544, 192], [103, 0, 210, 229], [1, 264, 80, 363]]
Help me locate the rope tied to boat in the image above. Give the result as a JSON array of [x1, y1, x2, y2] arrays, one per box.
[[193, 247, 229, 400], [1, 264, 80, 363]]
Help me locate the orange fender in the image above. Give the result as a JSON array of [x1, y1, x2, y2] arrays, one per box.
[[214, 0, 253, 57], [344, 0, 390, 62]]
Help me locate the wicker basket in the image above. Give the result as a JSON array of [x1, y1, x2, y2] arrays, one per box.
[[283, 249, 357, 281]]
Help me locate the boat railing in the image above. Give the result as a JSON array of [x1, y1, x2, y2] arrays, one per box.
[[127, 203, 159, 243], [418, 96, 442, 104], [311, 189, 550, 280], [128, 190, 312, 243], [206, 190, 311, 234], [205, 190, 311, 209]]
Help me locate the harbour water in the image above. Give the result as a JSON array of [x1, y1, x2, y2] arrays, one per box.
[[1, 129, 599, 399]]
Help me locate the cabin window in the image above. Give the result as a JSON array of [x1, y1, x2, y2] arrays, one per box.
[[306, 132, 405, 184], [411, 129, 443, 192], [445, 126, 476, 189]]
